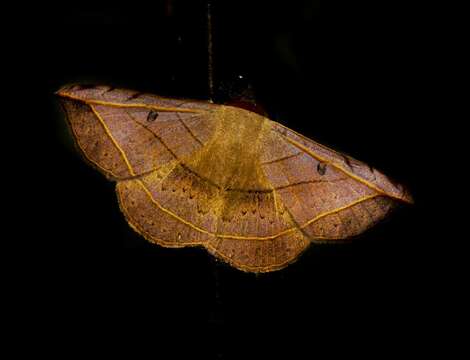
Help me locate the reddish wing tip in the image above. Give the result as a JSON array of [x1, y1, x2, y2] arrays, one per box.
[[401, 188, 414, 205]]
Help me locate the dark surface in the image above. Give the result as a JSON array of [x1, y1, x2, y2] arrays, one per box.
[[10, 1, 435, 358]]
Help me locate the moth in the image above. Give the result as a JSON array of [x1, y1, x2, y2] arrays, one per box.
[[58, 84, 412, 273]]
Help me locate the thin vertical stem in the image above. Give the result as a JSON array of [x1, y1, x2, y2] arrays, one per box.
[[207, 0, 214, 102]]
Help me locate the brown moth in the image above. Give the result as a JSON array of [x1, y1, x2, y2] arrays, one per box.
[[58, 84, 413, 273]]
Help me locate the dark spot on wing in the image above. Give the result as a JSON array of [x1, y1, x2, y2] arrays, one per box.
[[147, 110, 159, 122], [317, 162, 327, 176]]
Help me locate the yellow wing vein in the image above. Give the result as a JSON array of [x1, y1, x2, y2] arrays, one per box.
[[90, 105, 136, 177], [117, 185, 308, 272], [276, 131, 401, 201], [136, 179, 379, 241], [61, 93, 204, 113], [63, 104, 121, 178]]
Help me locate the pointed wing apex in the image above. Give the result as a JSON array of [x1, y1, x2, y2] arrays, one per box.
[[269, 121, 413, 204], [57, 84, 219, 180], [56, 84, 218, 112]]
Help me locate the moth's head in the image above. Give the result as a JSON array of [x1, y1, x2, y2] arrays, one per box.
[[218, 75, 268, 117]]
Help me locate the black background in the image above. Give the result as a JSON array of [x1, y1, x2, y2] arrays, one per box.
[[9, 0, 437, 358]]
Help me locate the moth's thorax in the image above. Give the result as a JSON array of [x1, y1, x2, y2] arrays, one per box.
[[184, 105, 272, 191], [217, 105, 266, 145]]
